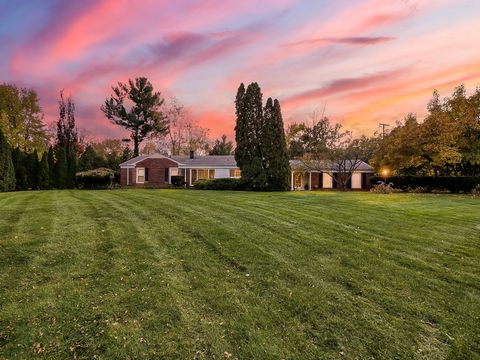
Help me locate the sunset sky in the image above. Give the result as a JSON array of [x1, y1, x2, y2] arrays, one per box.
[[1, 0, 480, 140]]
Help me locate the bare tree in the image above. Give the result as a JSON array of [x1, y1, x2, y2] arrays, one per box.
[[155, 97, 210, 155]]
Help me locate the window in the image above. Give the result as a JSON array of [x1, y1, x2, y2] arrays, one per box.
[[145, 168, 149, 182], [170, 167, 178, 176], [136, 168, 145, 183], [164, 167, 169, 183], [229, 169, 241, 178], [192, 169, 215, 182]]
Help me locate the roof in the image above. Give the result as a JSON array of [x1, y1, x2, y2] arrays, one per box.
[[119, 153, 185, 168], [170, 155, 237, 167], [289, 159, 374, 172], [120, 153, 374, 172]]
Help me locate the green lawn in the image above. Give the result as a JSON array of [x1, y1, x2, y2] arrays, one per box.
[[0, 190, 479, 359]]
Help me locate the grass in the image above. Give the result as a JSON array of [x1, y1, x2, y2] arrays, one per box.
[[0, 189, 479, 359]]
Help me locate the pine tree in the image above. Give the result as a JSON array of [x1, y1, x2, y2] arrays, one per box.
[[47, 146, 56, 188], [262, 98, 290, 190], [11, 147, 28, 190], [38, 151, 50, 189], [55, 146, 68, 189], [78, 145, 103, 171], [121, 146, 133, 162], [0, 126, 15, 191]]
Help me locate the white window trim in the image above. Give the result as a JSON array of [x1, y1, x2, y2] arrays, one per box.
[[136, 167, 145, 184]]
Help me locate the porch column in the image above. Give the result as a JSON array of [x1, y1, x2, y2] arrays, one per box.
[[184, 168, 187, 187], [308, 171, 312, 191], [189, 169, 192, 187], [291, 171, 294, 190], [126, 168, 129, 185]]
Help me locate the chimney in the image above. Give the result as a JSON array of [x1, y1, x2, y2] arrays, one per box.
[[189, 150, 194, 159]]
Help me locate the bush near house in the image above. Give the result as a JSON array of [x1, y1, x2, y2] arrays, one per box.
[[193, 178, 245, 190], [170, 175, 185, 187], [76, 168, 117, 189], [370, 176, 480, 193]]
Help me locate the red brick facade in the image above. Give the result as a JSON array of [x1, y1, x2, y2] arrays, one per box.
[[120, 158, 180, 187]]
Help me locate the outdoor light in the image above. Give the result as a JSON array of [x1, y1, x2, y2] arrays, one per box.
[[382, 169, 389, 177]]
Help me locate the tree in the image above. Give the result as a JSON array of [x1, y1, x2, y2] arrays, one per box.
[[121, 146, 133, 162], [26, 150, 40, 189], [234, 82, 268, 190], [101, 77, 168, 156], [55, 146, 68, 189], [56, 92, 78, 188], [0, 84, 49, 152], [262, 98, 290, 190], [297, 116, 362, 190], [91, 138, 125, 170], [47, 146, 56, 188], [11, 147, 27, 190], [78, 145, 104, 171], [155, 97, 210, 155], [38, 151, 51, 189], [0, 126, 15, 191], [209, 135, 233, 155]]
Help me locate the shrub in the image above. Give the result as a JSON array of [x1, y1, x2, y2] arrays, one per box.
[[370, 183, 393, 194], [193, 178, 245, 190], [76, 168, 116, 189], [472, 184, 480, 198], [170, 175, 185, 187], [370, 176, 480, 193]]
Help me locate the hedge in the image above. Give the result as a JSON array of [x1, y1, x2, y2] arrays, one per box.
[[170, 175, 185, 187], [370, 176, 480, 193], [76, 168, 117, 189], [193, 178, 245, 190]]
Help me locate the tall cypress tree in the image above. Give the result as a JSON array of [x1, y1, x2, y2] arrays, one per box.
[[47, 146, 56, 188], [0, 126, 15, 191], [38, 151, 50, 189], [55, 146, 68, 189], [27, 149, 40, 190], [56, 92, 78, 188], [262, 98, 290, 190], [234, 82, 268, 190]]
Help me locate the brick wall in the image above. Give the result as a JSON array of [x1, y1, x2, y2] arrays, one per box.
[[121, 158, 179, 187]]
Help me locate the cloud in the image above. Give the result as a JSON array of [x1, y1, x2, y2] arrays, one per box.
[[283, 68, 409, 107], [283, 36, 395, 47]]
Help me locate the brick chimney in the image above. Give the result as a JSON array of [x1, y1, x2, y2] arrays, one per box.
[[189, 150, 194, 159]]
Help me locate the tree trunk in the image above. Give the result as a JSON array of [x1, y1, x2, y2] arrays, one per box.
[[133, 129, 139, 156]]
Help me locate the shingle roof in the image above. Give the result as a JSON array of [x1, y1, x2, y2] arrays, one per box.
[[171, 155, 237, 167], [120, 153, 374, 171]]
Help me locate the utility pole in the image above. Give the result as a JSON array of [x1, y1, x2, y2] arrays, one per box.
[[379, 123, 390, 138]]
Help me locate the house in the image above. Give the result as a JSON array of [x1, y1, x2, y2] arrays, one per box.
[[119, 152, 374, 190]]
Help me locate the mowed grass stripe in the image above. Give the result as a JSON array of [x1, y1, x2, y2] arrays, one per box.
[[0, 189, 479, 359]]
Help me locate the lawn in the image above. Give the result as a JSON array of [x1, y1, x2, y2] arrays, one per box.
[[0, 190, 479, 359]]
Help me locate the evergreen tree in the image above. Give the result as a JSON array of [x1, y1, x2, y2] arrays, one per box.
[[0, 126, 15, 191], [78, 145, 103, 171], [38, 151, 50, 189], [55, 146, 68, 189], [101, 77, 168, 156], [262, 98, 290, 190], [209, 135, 233, 155], [121, 146, 133, 162], [47, 146, 56, 188], [234, 82, 268, 190], [11, 147, 28, 190], [56, 92, 78, 188], [26, 150, 40, 189]]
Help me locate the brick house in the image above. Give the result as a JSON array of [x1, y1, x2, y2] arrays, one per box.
[[119, 152, 374, 189]]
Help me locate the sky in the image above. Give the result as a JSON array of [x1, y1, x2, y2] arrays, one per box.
[[1, 0, 480, 141]]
